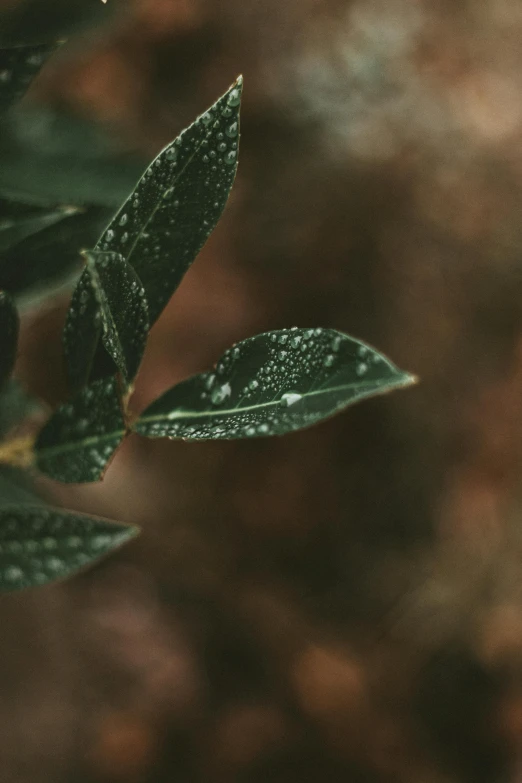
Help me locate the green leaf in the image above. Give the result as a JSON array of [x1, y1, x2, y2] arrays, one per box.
[[133, 328, 416, 441], [95, 76, 242, 325], [35, 377, 126, 483], [63, 250, 149, 393], [0, 291, 18, 388], [0, 504, 137, 592], [0, 42, 59, 113], [0, 204, 79, 253], [0, 109, 146, 208]]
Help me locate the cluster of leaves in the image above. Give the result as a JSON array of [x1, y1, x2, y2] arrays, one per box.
[[0, 34, 415, 593]]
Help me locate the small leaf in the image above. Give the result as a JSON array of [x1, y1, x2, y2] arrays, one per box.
[[133, 328, 416, 441], [35, 377, 125, 483], [0, 504, 138, 592], [96, 76, 242, 325], [0, 204, 79, 253], [0, 42, 59, 113], [0, 291, 18, 388], [63, 250, 149, 393]]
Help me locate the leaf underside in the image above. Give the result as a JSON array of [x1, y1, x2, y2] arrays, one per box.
[[0, 504, 137, 591], [63, 250, 149, 393], [134, 328, 415, 441], [35, 377, 125, 483], [0, 42, 59, 113], [0, 290, 19, 388]]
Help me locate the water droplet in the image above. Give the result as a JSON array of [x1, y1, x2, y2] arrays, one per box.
[[280, 392, 302, 407], [248, 380, 259, 391], [119, 213, 128, 227], [356, 362, 368, 376], [226, 121, 238, 138], [201, 112, 212, 126], [290, 336, 302, 348], [323, 354, 335, 368], [257, 424, 269, 434], [211, 382, 232, 405], [278, 350, 288, 360], [4, 566, 22, 582], [331, 335, 342, 352], [357, 345, 368, 358], [106, 229, 114, 241], [224, 150, 236, 165], [221, 105, 233, 118], [121, 232, 129, 243], [203, 155, 209, 163], [245, 426, 256, 436], [278, 334, 288, 345], [217, 142, 227, 153], [166, 147, 178, 161], [227, 88, 241, 107]]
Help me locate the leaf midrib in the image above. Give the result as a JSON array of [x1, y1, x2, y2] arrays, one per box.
[[137, 374, 413, 425]]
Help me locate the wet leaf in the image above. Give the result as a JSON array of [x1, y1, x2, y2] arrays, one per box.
[[0, 504, 137, 592], [0, 204, 79, 253], [63, 250, 149, 392], [35, 377, 126, 483], [134, 328, 416, 441], [95, 76, 242, 325], [0, 291, 18, 388], [0, 42, 59, 113]]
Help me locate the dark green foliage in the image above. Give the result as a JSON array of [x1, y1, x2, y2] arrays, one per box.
[[0, 504, 137, 591], [0, 110, 146, 207], [0, 203, 78, 252], [0, 43, 59, 113], [0, 291, 18, 388], [134, 329, 414, 441], [64, 250, 149, 393], [0, 31, 416, 591], [96, 76, 242, 327], [35, 377, 125, 483]]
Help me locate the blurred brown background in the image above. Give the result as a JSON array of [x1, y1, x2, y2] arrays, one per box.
[[4, 0, 522, 780]]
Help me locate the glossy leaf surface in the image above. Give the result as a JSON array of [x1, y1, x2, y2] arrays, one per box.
[[0, 291, 18, 388], [0, 42, 58, 113], [134, 328, 415, 441], [95, 76, 242, 325], [0, 504, 137, 591], [35, 377, 125, 483], [63, 250, 149, 393]]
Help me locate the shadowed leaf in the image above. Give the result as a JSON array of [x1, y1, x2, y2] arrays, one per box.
[[63, 250, 149, 393], [0, 504, 137, 591], [0, 291, 18, 388], [134, 329, 416, 441], [0, 42, 59, 113], [0, 204, 79, 253], [35, 377, 125, 483]]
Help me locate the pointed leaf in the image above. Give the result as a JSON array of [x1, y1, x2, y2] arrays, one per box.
[[35, 377, 125, 483], [63, 250, 149, 393], [95, 76, 242, 325], [0, 42, 59, 113], [0, 291, 18, 388], [133, 329, 416, 441], [0, 204, 79, 253], [0, 504, 137, 592]]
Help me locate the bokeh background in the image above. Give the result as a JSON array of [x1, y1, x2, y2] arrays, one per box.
[[2, 0, 522, 780]]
